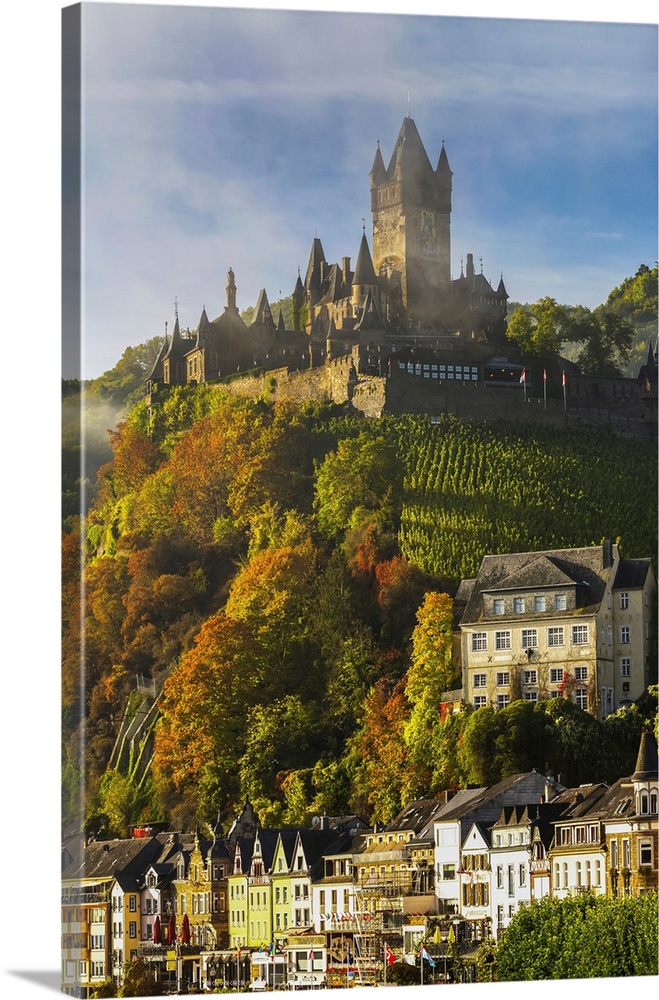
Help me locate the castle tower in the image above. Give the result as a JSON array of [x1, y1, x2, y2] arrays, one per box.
[[370, 116, 452, 325]]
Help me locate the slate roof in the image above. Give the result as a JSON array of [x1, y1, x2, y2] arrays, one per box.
[[632, 728, 658, 781], [460, 543, 614, 626], [613, 558, 652, 591], [62, 836, 164, 882]]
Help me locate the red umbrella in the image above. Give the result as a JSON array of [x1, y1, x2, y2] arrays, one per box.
[[153, 914, 162, 945], [181, 912, 191, 944], [167, 913, 176, 945]]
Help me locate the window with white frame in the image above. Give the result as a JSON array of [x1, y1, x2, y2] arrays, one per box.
[[495, 631, 511, 650], [523, 669, 537, 685], [496, 671, 510, 686], [619, 592, 629, 609], [575, 688, 588, 710], [521, 629, 538, 648], [534, 596, 547, 611], [473, 695, 487, 708], [493, 599, 505, 615], [620, 626, 630, 644], [571, 625, 589, 645], [519, 865, 526, 887], [550, 667, 564, 684], [548, 627, 564, 646], [473, 673, 487, 688], [513, 597, 526, 613], [574, 666, 588, 681], [497, 866, 503, 889], [620, 657, 631, 677], [524, 691, 538, 702], [555, 594, 567, 610], [497, 693, 510, 710], [639, 841, 652, 866], [471, 633, 488, 651]]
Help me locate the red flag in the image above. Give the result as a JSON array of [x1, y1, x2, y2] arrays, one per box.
[[308, 948, 315, 962], [519, 368, 526, 383], [543, 369, 547, 381], [562, 371, 567, 385], [384, 943, 396, 967]]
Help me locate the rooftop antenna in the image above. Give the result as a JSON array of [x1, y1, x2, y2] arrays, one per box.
[[362, 217, 366, 234], [407, 88, 411, 117]]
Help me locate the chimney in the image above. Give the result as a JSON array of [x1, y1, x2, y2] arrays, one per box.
[[342, 257, 351, 288], [466, 253, 475, 279], [544, 779, 555, 803]]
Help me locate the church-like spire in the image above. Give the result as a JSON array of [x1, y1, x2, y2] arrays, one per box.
[[251, 288, 275, 329], [277, 308, 286, 332], [353, 231, 378, 287], [304, 237, 326, 292], [385, 115, 434, 181], [436, 142, 452, 176], [370, 142, 386, 184], [632, 727, 658, 782], [226, 267, 237, 313]]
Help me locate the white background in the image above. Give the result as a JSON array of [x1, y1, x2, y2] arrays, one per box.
[[1, 2, 656, 999]]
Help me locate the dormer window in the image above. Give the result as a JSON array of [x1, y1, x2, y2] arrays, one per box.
[[534, 596, 546, 612], [493, 599, 505, 615], [555, 594, 567, 611], [513, 597, 525, 613]]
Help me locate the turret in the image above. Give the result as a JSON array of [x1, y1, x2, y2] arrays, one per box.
[[225, 268, 238, 313]]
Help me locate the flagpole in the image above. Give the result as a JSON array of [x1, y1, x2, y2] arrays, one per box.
[[543, 369, 547, 409]]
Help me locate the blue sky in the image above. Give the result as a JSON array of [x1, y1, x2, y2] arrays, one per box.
[[67, 2, 658, 378]]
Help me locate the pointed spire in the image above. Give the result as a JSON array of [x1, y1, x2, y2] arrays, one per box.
[[385, 115, 434, 181], [353, 231, 378, 287], [632, 728, 658, 781], [304, 237, 326, 291], [277, 308, 286, 332], [251, 288, 275, 328], [436, 142, 452, 176], [370, 143, 386, 184], [497, 275, 508, 299]]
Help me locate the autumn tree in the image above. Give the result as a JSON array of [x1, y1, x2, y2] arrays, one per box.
[[346, 678, 410, 824], [153, 611, 265, 823]]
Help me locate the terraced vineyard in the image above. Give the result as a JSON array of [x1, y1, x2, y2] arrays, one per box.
[[392, 414, 657, 581]]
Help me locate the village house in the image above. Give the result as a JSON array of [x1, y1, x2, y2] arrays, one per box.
[[457, 541, 656, 718]]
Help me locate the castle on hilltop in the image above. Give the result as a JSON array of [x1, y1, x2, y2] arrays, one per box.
[[147, 115, 513, 387], [145, 115, 655, 436]]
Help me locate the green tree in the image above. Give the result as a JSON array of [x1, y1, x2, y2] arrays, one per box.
[[118, 957, 165, 996], [495, 893, 658, 980], [314, 432, 403, 538], [562, 304, 634, 376], [506, 297, 566, 359], [403, 592, 456, 798]]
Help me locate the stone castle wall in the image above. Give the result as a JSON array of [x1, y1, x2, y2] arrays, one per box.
[[217, 355, 656, 439]]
